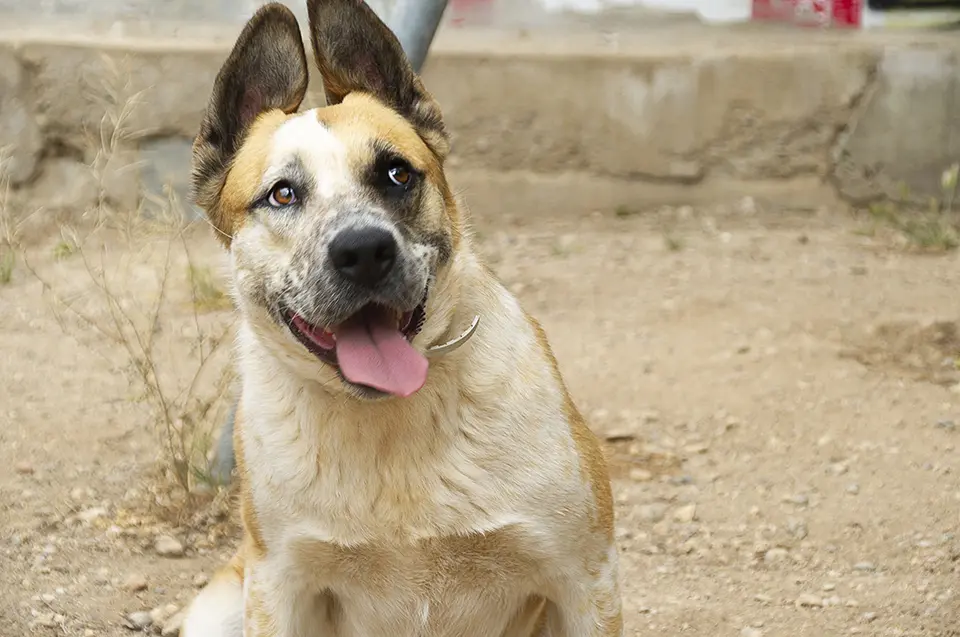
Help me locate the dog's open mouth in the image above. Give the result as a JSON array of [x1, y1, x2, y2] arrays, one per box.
[[282, 298, 428, 398]]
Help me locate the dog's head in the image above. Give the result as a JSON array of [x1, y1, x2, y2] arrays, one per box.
[[192, 0, 463, 400]]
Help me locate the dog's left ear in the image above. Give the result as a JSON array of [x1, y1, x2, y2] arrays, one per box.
[[306, 0, 450, 159]]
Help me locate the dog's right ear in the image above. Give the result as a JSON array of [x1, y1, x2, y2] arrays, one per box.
[[191, 3, 308, 243], [306, 0, 449, 159]]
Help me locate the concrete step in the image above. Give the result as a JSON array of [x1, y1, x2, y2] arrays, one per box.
[[0, 20, 957, 225]]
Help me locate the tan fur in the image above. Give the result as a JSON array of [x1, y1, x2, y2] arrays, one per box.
[[528, 315, 615, 540], [181, 2, 622, 636], [231, 402, 266, 556], [217, 111, 294, 244], [314, 93, 461, 249]]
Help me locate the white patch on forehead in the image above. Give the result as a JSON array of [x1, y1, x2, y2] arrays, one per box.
[[262, 109, 352, 200]]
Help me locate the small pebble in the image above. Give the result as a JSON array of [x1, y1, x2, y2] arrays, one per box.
[[796, 594, 824, 608], [15, 461, 35, 475], [604, 431, 635, 443], [155, 535, 185, 558], [123, 573, 149, 592], [126, 611, 153, 629], [150, 604, 179, 625], [673, 504, 697, 523], [846, 484, 860, 495], [853, 561, 876, 573], [861, 611, 878, 623], [764, 548, 789, 564], [741, 628, 763, 637], [192, 573, 210, 588], [829, 462, 849, 476]]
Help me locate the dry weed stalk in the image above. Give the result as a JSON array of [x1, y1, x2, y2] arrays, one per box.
[[0, 147, 15, 284], [0, 56, 236, 495]]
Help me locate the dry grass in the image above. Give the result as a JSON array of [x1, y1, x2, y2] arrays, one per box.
[[859, 163, 960, 253], [188, 263, 231, 313], [0, 55, 234, 499], [0, 241, 12, 285], [0, 147, 15, 285]]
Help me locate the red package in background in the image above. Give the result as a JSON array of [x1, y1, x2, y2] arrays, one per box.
[[752, 0, 863, 27], [832, 0, 863, 27]]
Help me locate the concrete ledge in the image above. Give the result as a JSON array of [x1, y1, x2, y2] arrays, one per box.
[[0, 21, 958, 223], [448, 170, 840, 223]]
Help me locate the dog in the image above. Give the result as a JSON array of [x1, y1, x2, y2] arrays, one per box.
[[181, 1, 623, 635]]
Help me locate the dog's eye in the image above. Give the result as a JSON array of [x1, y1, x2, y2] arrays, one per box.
[[387, 163, 413, 188], [268, 182, 297, 207]]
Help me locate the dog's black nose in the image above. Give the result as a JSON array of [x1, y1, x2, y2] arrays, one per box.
[[328, 226, 398, 288]]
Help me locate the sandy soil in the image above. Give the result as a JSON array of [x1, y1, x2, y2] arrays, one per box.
[[1, 203, 959, 637]]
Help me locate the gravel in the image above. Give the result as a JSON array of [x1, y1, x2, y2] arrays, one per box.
[[796, 594, 825, 608], [122, 573, 148, 593], [125, 610, 153, 629], [154, 536, 185, 558]]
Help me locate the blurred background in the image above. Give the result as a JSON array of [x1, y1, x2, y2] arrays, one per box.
[[2, 1, 960, 636], [0, 0, 705, 28], [2, 0, 960, 29]]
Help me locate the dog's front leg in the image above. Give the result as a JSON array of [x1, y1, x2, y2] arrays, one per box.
[[543, 546, 623, 637], [244, 561, 331, 637]]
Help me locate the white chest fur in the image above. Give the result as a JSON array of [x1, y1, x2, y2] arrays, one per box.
[[233, 291, 593, 636], [256, 524, 547, 637], [238, 370, 565, 636]]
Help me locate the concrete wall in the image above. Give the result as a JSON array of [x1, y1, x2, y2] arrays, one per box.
[[0, 0, 310, 22], [0, 0, 688, 31], [0, 18, 958, 226]]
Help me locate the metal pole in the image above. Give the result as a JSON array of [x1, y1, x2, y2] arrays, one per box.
[[209, 0, 450, 485], [389, 0, 450, 73]]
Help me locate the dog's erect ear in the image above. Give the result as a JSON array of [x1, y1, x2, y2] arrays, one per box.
[[306, 0, 449, 158], [192, 3, 309, 230]]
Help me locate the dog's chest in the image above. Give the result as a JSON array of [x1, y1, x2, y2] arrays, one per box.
[[285, 527, 543, 636]]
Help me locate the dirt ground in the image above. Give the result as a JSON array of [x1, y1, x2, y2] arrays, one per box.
[[2, 202, 959, 637]]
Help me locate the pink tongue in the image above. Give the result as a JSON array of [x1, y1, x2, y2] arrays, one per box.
[[334, 311, 428, 397]]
